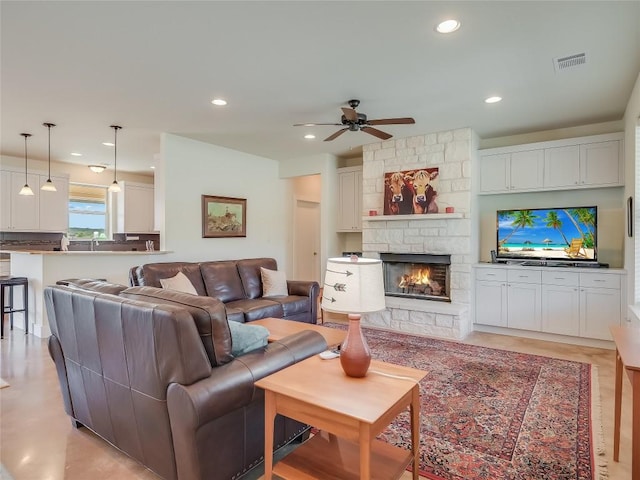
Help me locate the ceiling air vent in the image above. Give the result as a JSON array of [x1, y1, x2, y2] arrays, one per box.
[[553, 52, 587, 72]]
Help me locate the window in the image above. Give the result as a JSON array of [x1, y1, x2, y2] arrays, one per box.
[[68, 183, 109, 240]]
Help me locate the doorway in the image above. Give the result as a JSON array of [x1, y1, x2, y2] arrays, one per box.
[[293, 199, 321, 282]]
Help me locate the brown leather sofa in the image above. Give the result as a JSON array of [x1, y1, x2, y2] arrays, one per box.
[[45, 280, 327, 480], [129, 257, 319, 324]]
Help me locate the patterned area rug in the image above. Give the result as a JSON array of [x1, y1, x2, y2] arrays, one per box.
[[325, 323, 606, 480]]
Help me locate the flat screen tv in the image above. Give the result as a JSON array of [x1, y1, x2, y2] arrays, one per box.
[[496, 206, 597, 263]]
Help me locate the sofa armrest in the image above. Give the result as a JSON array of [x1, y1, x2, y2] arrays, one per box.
[[167, 330, 326, 424], [287, 280, 320, 322], [167, 330, 326, 479]]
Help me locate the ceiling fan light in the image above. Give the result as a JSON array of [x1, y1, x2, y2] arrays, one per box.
[[89, 165, 106, 173], [41, 179, 57, 192], [436, 19, 460, 34], [19, 184, 34, 196]]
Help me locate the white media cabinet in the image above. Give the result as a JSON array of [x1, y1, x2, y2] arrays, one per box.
[[473, 263, 627, 348]]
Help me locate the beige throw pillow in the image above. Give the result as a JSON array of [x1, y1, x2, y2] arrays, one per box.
[[261, 267, 288, 297], [159, 271, 198, 295]]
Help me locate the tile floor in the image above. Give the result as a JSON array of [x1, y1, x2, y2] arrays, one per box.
[[0, 321, 634, 480]]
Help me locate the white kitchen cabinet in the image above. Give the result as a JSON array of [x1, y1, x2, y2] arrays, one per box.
[[541, 270, 581, 336], [479, 150, 543, 193], [8, 170, 40, 231], [39, 175, 69, 232], [474, 265, 625, 343], [506, 269, 541, 331], [337, 167, 362, 232], [115, 182, 155, 233], [479, 132, 623, 194], [1, 169, 70, 232]]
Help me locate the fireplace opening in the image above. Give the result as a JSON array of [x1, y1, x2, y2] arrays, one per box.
[[380, 253, 451, 302]]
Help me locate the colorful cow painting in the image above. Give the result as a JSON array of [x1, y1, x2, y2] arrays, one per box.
[[383, 168, 439, 215]]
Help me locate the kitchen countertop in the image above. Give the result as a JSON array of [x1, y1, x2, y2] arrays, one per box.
[[1, 250, 171, 255]]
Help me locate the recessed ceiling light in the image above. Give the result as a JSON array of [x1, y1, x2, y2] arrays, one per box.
[[485, 96, 503, 104], [102, 142, 115, 146], [211, 98, 227, 106], [304, 134, 316, 140], [70, 152, 82, 156], [150, 166, 156, 169], [89, 165, 106, 173], [436, 19, 460, 34]]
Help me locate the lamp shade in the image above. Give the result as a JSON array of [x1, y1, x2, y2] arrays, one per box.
[[322, 257, 385, 314]]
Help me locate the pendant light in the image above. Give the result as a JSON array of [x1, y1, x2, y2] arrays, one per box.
[[19, 133, 34, 196], [41, 123, 57, 192], [108, 125, 122, 193]]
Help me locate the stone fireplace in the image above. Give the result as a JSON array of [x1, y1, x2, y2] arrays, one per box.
[[359, 128, 475, 340], [381, 253, 451, 302]]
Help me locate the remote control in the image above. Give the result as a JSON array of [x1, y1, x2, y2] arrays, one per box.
[[319, 349, 340, 360]]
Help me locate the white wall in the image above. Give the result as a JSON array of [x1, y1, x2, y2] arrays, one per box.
[[159, 134, 289, 268], [0, 155, 153, 186]]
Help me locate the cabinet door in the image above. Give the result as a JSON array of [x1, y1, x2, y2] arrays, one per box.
[[580, 141, 621, 187], [0, 170, 11, 230], [123, 185, 154, 232], [509, 150, 544, 191], [506, 282, 541, 331], [541, 284, 580, 336], [579, 287, 620, 340], [474, 280, 507, 326], [337, 171, 357, 231], [544, 145, 580, 188], [10, 171, 39, 230], [479, 154, 509, 193], [39, 175, 69, 232], [355, 169, 363, 230]]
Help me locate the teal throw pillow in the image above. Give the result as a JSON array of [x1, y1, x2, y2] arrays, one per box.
[[228, 321, 269, 357]]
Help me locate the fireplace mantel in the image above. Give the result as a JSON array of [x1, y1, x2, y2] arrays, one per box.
[[364, 213, 463, 222]]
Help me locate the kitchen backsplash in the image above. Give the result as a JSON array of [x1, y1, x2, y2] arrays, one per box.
[[0, 231, 161, 259]]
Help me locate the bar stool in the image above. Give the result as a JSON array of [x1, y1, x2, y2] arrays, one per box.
[[1, 276, 29, 339]]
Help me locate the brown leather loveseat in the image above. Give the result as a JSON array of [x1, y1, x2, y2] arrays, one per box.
[[129, 257, 319, 324], [45, 280, 327, 480]]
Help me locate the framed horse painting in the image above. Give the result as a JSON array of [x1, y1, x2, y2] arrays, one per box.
[[383, 168, 439, 215], [202, 195, 247, 237]]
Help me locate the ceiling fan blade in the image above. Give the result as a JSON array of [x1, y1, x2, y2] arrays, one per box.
[[341, 107, 357, 122], [293, 123, 343, 126], [324, 128, 349, 141], [367, 117, 416, 125], [361, 126, 392, 140]]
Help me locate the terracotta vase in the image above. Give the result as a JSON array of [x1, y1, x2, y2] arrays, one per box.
[[340, 314, 371, 377]]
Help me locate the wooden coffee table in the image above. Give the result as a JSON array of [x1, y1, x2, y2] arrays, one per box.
[[255, 355, 426, 480], [252, 317, 346, 348]]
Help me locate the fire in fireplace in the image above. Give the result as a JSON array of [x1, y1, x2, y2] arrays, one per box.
[[380, 253, 451, 302]]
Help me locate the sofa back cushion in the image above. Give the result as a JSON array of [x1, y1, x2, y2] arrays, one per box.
[[200, 261, 246, 302], [120, 286, 233, 366], [237, 258, 278, 299], [56, 278, 129, 295], [131, 262, 207, 296]]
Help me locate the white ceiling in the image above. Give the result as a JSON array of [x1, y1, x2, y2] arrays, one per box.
[[1, 1, 639, 174]]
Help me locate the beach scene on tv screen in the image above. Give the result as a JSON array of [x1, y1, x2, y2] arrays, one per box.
[[497, 207, 597, 261]]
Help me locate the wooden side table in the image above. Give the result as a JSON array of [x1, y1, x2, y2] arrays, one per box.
[[610, 325, 640, 480], [256, 355, 426, 480]]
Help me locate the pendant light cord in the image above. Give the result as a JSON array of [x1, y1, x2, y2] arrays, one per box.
[[43, 123, 56, 180], [111, 125, 121, 182], [20, 133, 32, 183]]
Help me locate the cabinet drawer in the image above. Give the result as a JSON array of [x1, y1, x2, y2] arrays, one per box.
[[475, 268, 506, 282], [580, 273, 620, 289], [507, 269, 542, 284], [542, 271, 579, 286]]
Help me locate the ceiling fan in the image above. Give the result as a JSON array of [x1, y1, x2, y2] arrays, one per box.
[[294, 99, 415, 141]]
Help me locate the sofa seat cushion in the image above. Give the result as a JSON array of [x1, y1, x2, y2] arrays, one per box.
[[120, 286, 233, 366], [227, 321, 269, 356], [225, 298, 284, 322], [265, 295, 309, 318]]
